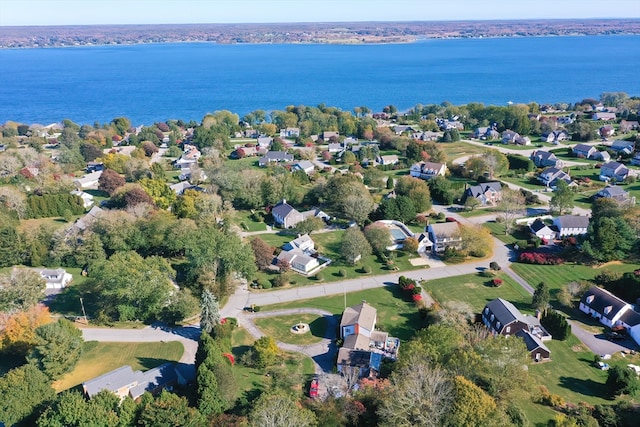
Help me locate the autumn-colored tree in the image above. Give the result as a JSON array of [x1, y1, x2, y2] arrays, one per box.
[[403, 236, 419, 253], [253, 336, 280, 369], [98, 168, 126, 195], [446, 376, 498, 427], [141, 141, 159, 157], [251, 237, 275, 271], [0, 305, 51, 355]]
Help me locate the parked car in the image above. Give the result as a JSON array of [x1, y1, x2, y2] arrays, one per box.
[[309, 376, 319, 399], [607, 332, 625, 341], [595, 361, 610, 370]]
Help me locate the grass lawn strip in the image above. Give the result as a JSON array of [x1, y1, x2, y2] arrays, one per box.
[[53, 341, 184, 392], [253, 313, 327, 346]]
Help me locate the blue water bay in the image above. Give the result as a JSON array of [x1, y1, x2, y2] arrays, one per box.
[[0, 35, 638, 124]]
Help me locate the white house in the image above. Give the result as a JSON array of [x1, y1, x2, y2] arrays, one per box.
[[529, 219, 556, 241], [292, 160, 315, 175], [553, 215, 589, 237], [409, 161, 447, 180], [579, 286, 632, 328], [427, 222, 462, 254], [73, 171, 103, 189], [70, 190, 94, 209], [37, 268, 73, 289]]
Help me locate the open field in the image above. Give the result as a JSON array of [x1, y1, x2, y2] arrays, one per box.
[[510, 262, 640, 302], [422, 272, 532, 313], [262, 285, 424, 342], [483, 221, 532, 245], [53, 341, 184, 392], [234, 210, 268, 232], [253, 313, 327, 345]]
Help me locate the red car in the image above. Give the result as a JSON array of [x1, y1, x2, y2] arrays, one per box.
[[309, 377, 319, 399]]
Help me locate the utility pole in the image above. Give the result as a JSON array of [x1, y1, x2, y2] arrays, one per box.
[[80, 297, 88, 325]]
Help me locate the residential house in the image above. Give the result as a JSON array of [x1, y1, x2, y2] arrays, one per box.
[[258, 151, 294, 167], [482, 298, 551, 361], [257, 136, 273, 149], [530, 150, 563, 168], [630, 153, 640, 166], [541, 130, 570, 144], [620, 120, 640, 133], [529, 219, 557, 241], [376, 155, 399, 166], [473, 126, 500, 140], [393, 125, 416, 135], [276, 248, 319, 274], [462, 182, 502, 206], [412, 131, 440, 141], [283, 234, 315, 252], [592, 112, 617, 121], [234, 146, 260, 158], [538, 167, 574, 188], [515, 135, 532, 146], [599, 161, 630, 182], [427, 222, 462, 254], [322, 131, 339, 141], [327, 142, 344, 153], [83, 363, 182, 400], [73, 171, 103, 189], [301, 207, 330, 222], [337, 302, 399, 375], [86, 162, 105, 173], [572, 143, 597, 159], [553, 215, 590, 237], [292, 160, 315, 175], [37, 268, 73, 289], [610, 140, 636, 155], [593, 150, 611, 162], [409, 161, 447, 180], [579, 286, 633, 328], [70, 205, 104, 233], [271, 199, 304, 228], [501, 130, 520, 144], [169, 181, 194, 195], [437, 118, 463, 131], [557, 116, 574, 125], [593, 186, 632, 203], [280, 127, 300, 138], [599, 125, 616, 139], [70, 189, 94, 209]]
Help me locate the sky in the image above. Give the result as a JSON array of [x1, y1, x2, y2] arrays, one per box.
[[0, 0, 639, 26]]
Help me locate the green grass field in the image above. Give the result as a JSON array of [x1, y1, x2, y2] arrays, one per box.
[[253, 313, 327, 345], [234, 210, 268, 232], [483, 221, 532, 245], [262, 285, 424, 342], [510, 262, 640, 302], [422, 272, 532, 313], [53, 340, 184, 392]]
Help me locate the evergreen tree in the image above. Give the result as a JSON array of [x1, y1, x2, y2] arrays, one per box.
[[200, 289, 221, 334], [532, 282, 551, 312]]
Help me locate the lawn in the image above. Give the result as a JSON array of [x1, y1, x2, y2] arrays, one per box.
[[510, 262, 640, 302], [422, 272, 532, 313], [253, 313, 327, 345], [440, 141, 490, 161], [230, 326, 315, 401], [53, 340, 184, 392], [483, 221, 531, 245], [262, 285, 424, 342], [234, 209, 268, 232], [251, 229, 425, 288]]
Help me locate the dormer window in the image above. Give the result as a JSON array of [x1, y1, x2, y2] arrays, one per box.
[[604, 306, 612, 315], [586, 295, 594, 304], [484, 307, 489, 314], [490, 314, 494, 322], [496, 321, 501, 329]]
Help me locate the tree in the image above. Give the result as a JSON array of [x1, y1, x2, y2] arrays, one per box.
[[28, 318, 83, 379], [89, 251, 175, 321], [0, 268, 46, 313], [341, 194, 375, 225], [550, 179, 575, 215], [497, 188, 525, 234], [364, 224, 392, 257], [583, 216, 636, 262], [253, 336, 280, 369], [139, 177, 176, 210], [0, 305, 51, 356], [293, 216, 325, 235], [138, 390, 204, 427], [162, 288, 199, 325], [446, 375, 497, 427], [0, 364, 55, 426], [0, 185, 27, 219], [403, 236, 419, 253], [606, 364, 640, 397], [251, 237, 276, 271], [377, 354, 453, 427], [540, 311, 571, 340], [341, 227, 372, 265], [458, 224, 493, 257], [110, 117, 131, 136], [395, 176, 432, 212], [249, 391, 318, 427], [532, 282, 551, 312], [97, 168, 126, 196], [141, 141, 159, 157], [464, 197, 480, 211], [79, 142, 103, 162], [323, 175, 374, 224], [200, 289, 221, 334]]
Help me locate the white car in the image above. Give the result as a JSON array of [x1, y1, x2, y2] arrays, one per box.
[[596, 361, 610, 370]]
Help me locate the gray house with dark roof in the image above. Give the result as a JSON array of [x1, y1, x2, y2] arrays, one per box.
[[83, 363, 180, 400], [258, 151, 294, 167], [530, 150, 563, 168], [594, 186, 631, 203], [482, 298, 552, 361], [271, 199, 304, 228]]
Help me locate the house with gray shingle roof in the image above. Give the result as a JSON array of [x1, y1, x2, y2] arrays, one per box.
[[258, 151, 294, 167], [579, 286, 632, 328], [593, 186, 631, 203], [553, 215, 589, 237], [271, 199, 304, 228], [531, 150, 563, 168], [599, 161, 630, 182], [462, 182, 502, 206]]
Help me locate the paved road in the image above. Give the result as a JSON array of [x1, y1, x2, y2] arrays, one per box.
[[568, 319, 634, 356]]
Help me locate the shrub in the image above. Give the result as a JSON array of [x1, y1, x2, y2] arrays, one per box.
[[252, 305, 261, 313], [314, 273, 324, 281], [480, 269, 496, 278], [519, 252, 565, 265], [493, 278, 504, 287], [261, 280, 272, 290], [541, 310, 571, 341], [489, 262, 501, 271], [339, 269, 347, 277], [362, 265, 372, 274], [412, 294, 423, 302]]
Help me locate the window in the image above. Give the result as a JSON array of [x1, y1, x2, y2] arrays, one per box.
[[496, 321, 501, 329], [490, 314, 494, 321], [506, 326, 511, 333], [586, 295, 594, 304], [484, 307, 489, 314]]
